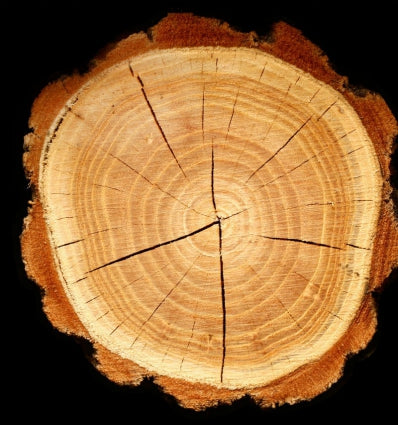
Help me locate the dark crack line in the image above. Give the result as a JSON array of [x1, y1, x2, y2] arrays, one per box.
[[85, 295, 100, 304], [304, 202, 335, 207], [294, 271, 310, 282], [130, 66, 187, 179], [274, 295, 302, 330], [257, 149, 324, 189], [202, 83, 205, 143], [317, 100, 338, 121], [258, 61, 267, 80], [110, 318, 127, 336], [180, 316, 197, 372], [93, 183, 124, 192], [130, 254, 201, 348], [71, 276, 87, 284], [221, 208, 249, 221], [128, 62, 135, 78], [95, 311, 109, 322], [56, 239, 84, 248], [225, 90, 239, 142], [285, 198, 374, 211], [328, 310, 343, 320], [211, 140, 226, 383], [88, 220, 219, 273], [218, 219, 226, 384], [309, 88, 321, 103], [87, 226, 122, 236], [343, 146, 365, 157], [257, 235, 342, 250], [86, 263, 170, 305], [211, 139, 217, 213], [109, 153, 211, 218], [246, 115, 313, 182], [346, 243, 371, 250], [252, 81, 294, 158], [338, 128, 357, 140]]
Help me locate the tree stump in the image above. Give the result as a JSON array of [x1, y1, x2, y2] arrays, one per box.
[[21, 13, 398, 409]]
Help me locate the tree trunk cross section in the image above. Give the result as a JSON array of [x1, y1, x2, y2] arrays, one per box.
[[22, 14, 398, 410]]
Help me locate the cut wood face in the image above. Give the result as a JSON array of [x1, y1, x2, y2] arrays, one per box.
[[39, 47, 382, 389]]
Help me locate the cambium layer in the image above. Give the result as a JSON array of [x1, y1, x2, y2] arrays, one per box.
[[22, 14, 398, 409]]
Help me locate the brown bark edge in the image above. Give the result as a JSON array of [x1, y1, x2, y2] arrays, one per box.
[[21, 13, 398, 409]]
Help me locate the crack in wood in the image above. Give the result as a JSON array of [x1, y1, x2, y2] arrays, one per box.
[[258, 149, 325, 189], [258, 61, 268, 81], [257, 235, 342, 250], [202, 83, 205, 144], [109, 152, 211, 218], [130, 254, 201, 348], [344, 146, 365, 156], [254, 80, 295, 154], [95, 311, 109, 322], [273, 295, 303, 330], [129, 64, 188, 180], [180, 316, 197, 372], [93, 183, 124, 192], [211, 139, 217, 213], [225, 90, 239, 143], [346, 243, 371, 250], [220, 208, 249, 220], [211, 141, 226, 383], [317, 100, 338, 121], [246, 115, 313, 182], [218, 219, 226, 383], [87, 227, 122, 236], [87, 220, 219, 273], [56, 239, 84, 248]]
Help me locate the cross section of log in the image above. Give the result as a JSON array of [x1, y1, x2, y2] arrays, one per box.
[[21, 13, 398, 409]]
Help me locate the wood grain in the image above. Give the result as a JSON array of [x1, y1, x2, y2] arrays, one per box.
[[21, 13, 398, 409]]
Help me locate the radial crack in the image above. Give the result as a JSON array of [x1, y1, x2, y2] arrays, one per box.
[[317, 100, 338, 121], [225, 90, 239, 142], [180, 317, 197, 372], [93, 183, 124, 192], [88, 220, 218, 273], [346, 243, 371, 250], [258, 150, 324, 189], [218, 218, 226, 383], [258, 235, 342, 250], [109, 153, 211, 218], [129, 66, 187, 179], [221, 208, 249, 220], [211, 140, 217, 213], [258, 61, 267, 80], [56, 239, 84, 248], [274, 296, 302, 329], [130, 254, 201, 348], [211, 140, 226, 383], [246, 115, 313, 182], [202, 83, 205, 143]]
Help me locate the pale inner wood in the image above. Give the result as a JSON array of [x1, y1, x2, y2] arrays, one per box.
[[40, 47, 382, 389]]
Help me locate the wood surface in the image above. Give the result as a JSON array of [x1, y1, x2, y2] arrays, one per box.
[[21, 13, 398, 409]]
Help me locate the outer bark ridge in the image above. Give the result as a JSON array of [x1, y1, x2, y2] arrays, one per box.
[[21, 13, 398, 410]]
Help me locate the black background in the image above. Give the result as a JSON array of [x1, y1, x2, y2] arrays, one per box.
[[6, 1, 397, 422]]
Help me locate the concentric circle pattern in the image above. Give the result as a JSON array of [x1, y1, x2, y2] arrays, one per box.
[[41, 47, 382, 389]]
